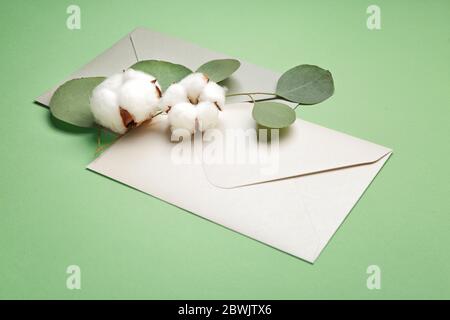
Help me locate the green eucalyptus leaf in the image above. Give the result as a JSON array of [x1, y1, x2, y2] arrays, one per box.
[[196, 59, 240, 82], [49, 77, 105, 128], [276, 64, 334, 104], [130, 60, 192, 91], [252, 102, 296, 129]]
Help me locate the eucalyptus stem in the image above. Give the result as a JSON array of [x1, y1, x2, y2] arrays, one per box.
[[226, 92, 281, 104], [153, 109, 164, 117], [226, 92, 278, 98], [94, 126, 119, 156], [95, 127, 104, 155], [226, 92, 300, 108], [244, 94, 255, 104]]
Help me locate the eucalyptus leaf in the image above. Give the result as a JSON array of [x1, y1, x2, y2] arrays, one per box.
[[196, 59, 240, 82], [130, 60, 192, 91], [276, 64, 334, 104], [49, 77, 105, 128], [252, 102, 296, 129]]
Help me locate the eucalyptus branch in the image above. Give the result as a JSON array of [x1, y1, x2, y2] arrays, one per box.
[[94, 126, 119, 156], [152, 109, 164, 117], [226, 92, 283, 104], [226, 92, 303, 108], [226, 92, 279, 98]]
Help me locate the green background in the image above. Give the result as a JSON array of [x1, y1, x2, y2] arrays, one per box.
[[0, 0, 449, 299]]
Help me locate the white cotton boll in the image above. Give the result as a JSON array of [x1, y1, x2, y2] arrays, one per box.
[[160, 83, 189, 112], [118, 79, 161, 123], [123, 68, 156, 82], [196, 101, 219, 131], [123, 69, 161, 99], [168, 102, 197, 133], [90, 71, 162, 134], [165, 77, 224, 135], [98, 73, 124, 91], [90, 86, 127, 134], [179, 73, 209, 104], [198, 81, 226, 110]]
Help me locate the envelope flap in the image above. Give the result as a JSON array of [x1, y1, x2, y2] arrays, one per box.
[[130, 28, 297, 107], [202, 103, 392, 188], [36, 27, 296, 107], [35, 32, 138, 106]]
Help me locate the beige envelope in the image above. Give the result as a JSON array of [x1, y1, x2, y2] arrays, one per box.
[[36, 27, 392, 263]]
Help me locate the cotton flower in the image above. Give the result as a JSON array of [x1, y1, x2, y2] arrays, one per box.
[[179, 73, 209, 104], [196, 101, 219, 131], [159, 83, 189, 112], [123, 68, 156, 82], [90, 69, 162, 134], [168, 102, 198, 134], [164, 73, 225, 134], [199, 81, 226, 111]]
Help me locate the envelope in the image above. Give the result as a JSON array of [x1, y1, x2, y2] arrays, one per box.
[[36, 27, 392, 263]]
